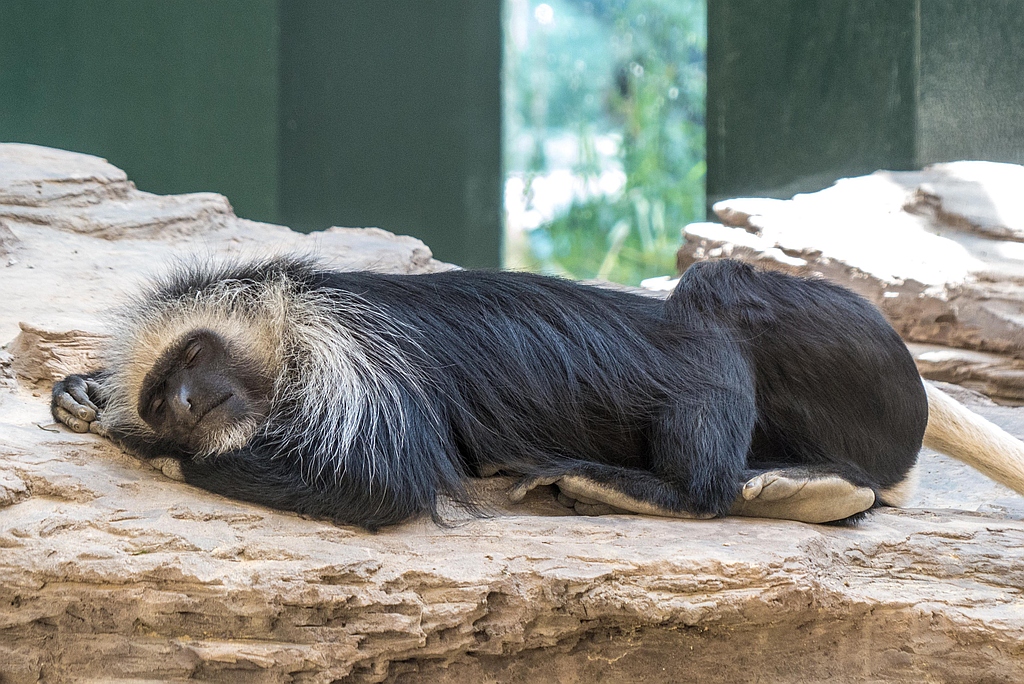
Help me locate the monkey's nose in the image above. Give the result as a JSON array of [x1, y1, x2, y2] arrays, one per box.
[[173, 384, 194, 415]]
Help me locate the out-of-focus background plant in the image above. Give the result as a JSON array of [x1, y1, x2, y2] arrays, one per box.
[[504, 0, 706, 285]]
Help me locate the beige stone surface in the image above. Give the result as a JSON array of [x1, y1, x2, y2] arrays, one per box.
[[1, 145, 1023, 682], [679, 162, 1024, 359]]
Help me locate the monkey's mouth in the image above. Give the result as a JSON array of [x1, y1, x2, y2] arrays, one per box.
[[182, 394, 236, 443], [183, 393, 241, 453], [196, 393, 235, 425]]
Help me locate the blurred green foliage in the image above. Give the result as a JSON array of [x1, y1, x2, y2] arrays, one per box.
[[505, 0, 706, 285]]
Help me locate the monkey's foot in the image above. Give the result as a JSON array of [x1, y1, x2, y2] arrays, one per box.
[[508, 475, 560, 503], [511, 474, 715, 519], [554, 488, 630, 516], [556, 475, 715, 519], [508, 476, 621, 515], [730, 471, 875, 524], [476, 463, 503, 478]]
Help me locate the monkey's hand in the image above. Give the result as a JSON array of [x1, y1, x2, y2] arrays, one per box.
[[51, 374, 109, 437]]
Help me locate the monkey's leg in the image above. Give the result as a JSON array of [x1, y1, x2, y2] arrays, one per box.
[[509, 467, 717, 519], [515, 378, 756, 518], [516, 467, 876, 524], [729, 468, 876, 523]]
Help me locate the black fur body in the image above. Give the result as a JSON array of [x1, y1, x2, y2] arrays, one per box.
[[54, 258, 928, 530]]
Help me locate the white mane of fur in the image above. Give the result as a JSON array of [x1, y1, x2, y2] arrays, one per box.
[[99, 263, 428, 489]]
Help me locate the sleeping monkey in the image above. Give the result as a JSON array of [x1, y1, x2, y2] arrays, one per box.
[[51, 257, 1024, 530]]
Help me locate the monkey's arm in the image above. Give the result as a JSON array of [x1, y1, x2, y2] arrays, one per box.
[[52, 375, 304, 503], [177, 450, 424, 531], [51, 372, 110, 436]]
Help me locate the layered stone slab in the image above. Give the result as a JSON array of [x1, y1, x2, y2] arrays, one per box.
[[1, 146, 1022, 682]]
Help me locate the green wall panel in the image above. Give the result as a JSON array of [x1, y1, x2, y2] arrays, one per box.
[[278, 1, 502, 268], [919, 1, 1024, 166], [0, 0, 280, 223], [707, 0, 917, 206], [708, 0, 1024, 207], [0, 1, 503, 267]]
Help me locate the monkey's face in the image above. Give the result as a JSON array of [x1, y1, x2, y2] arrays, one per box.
[[137, 329, 274, 455]]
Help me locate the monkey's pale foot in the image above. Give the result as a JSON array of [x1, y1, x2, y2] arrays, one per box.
[[555, 475, 715, 519], [508, 475, 561, 503], [150, 457, 185, 482], [730, 472, 875, 523], [555, 490, 628, 515]]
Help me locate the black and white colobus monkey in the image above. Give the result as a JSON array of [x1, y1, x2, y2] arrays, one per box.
[[51, 257, 1024, 530]]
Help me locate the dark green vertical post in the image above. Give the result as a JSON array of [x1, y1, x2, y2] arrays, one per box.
[[278, 1, 503, 268]]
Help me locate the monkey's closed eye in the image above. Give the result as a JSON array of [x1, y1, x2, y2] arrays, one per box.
[[150, 396, 165, 414], [183, 341, 202, 365]]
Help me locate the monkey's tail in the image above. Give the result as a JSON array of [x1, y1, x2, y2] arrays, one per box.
[[923, 382, 1024, 495]]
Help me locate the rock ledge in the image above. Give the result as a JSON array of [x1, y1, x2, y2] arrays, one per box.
[[1, 146, 1023, 683]]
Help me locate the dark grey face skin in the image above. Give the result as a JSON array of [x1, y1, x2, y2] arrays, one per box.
[[137, 329, 274, 453]]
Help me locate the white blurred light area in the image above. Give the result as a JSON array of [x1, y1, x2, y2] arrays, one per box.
[[505, 168, 627, 232], [534, 3, 554, 25], [504, 132, 626, 234]]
